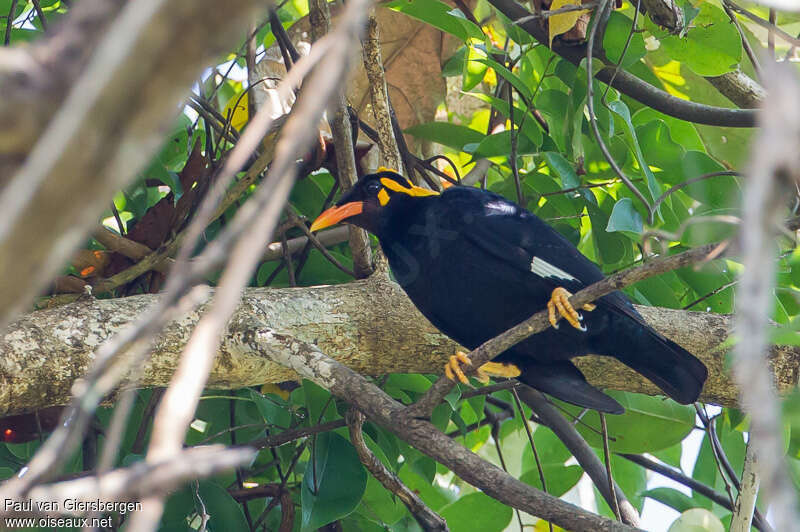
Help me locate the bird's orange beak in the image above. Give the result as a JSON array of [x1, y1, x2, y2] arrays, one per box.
[[309, 202, 364, 232]]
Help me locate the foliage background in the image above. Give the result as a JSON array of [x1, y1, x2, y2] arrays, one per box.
[[2, 0, 800, 530]]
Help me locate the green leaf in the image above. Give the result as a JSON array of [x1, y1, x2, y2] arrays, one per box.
[[301, 432, 367, 531], [561, 391, 695, 453], [303, 379, 334, 424], [295, 249, 354, 286], [200, 481, 251, 531], [596, 454, 647, 513], [643, 487, 696, 513], [405, 122, 485, 151], [440, 492, 513, 532], [357, 475, 407, 525], [542, 152, 580, 189], [536, 91, 571, 152], [668, 508, 725, 532], [632, 110, 705, 153], [587, 197, 629, 266], [463, 39, 489, 91], [290, 174, 328, 219], [679, 152, 739, 208], [466, 92, 543, 147], [690, 433, 716, 509], [603, 12, 646, 68], [659, 3, 742, 77], [476, 56, 533, 101], [607, 100, 661, 206], [385, 374, 433, 394], [653, 442, 683, 468], [635, 120, 686, 184], [469, 130, 537, 160], [163, 481, 250, 532], [606, 198, 643, 234], [443, 46, 467, 77], [398, 466, 456, 511], [386, 0, 484, 41], [250, 389, 292, 429]]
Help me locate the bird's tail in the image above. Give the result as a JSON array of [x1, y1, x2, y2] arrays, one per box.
[[515, 360, 625, 414], [597, 315, 708, 405]]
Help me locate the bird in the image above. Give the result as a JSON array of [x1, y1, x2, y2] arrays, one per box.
[[310, 169, 708, 414]]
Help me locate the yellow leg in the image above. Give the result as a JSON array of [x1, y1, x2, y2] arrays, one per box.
[[547, 287, 596, 330], [444, 351, 472, 384], [445, 354, 522, 384], [477, 361, 521, 382]]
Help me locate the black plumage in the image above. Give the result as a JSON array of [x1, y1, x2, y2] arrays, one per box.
[[310, 170, 708, 414]]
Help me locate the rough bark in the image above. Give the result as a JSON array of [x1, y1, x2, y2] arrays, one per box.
[[2, 273, 797, 415]]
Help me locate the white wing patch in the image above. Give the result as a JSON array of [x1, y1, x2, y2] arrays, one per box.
[[530, 257, 577, 281], [484, 200, 517, 215]]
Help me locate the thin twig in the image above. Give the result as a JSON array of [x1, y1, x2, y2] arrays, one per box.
[[514, 2, 599, 23], [723, 0, 800, 47], [4, 0, 18, 45], [31, 0, 47, 31], [682, 280, 738, 310], [347, 409, 448, 531], [722, 2, 762, 80], [651, 171, 742, 213], [511, 388, 552, 532], [600, 413, 622, 521]]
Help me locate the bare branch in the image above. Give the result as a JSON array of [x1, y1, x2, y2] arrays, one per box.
[[361, 13, 403, 172], [346, 409, 448, 531], [731, 440, 760, 532]]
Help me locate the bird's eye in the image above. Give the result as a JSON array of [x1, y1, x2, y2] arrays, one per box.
[[366, 181, 382, 194]]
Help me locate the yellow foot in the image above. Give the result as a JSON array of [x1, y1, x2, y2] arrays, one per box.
[[477, 362, 521, 382], [547, 287, 596, 331], [444, 351, 472, 384]]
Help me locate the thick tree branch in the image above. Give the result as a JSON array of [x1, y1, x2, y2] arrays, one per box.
[[2, 271, 798, 415]]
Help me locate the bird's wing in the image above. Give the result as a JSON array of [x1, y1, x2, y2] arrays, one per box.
[[443, 187, 641, 319]]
